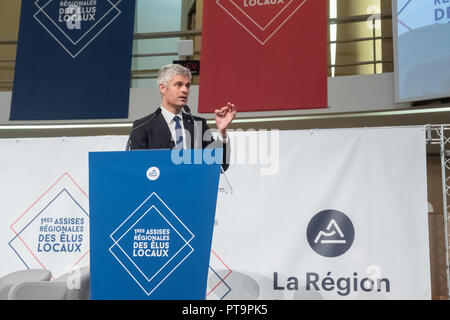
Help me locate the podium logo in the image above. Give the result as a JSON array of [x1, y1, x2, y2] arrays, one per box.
[[306, 210, 355, 258], [146, 167, 160, 181], [33, 0, 122, 58], [109, 192, 195, 296], [216, 0, 308, 45]]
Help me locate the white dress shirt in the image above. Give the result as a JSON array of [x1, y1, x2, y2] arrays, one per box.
[[160, 105, 187, 149], [160, 105, 229, 149]]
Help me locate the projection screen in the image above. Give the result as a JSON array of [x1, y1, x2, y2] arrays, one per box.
[[393, 0, 450, 103]]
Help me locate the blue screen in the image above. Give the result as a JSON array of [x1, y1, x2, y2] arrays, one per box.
[[395, 0, 450, 102]]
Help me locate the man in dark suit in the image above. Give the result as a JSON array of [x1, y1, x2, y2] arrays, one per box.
[[127, 64, 236, 170]]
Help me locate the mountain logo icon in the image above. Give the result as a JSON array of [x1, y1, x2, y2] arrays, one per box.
[[313, 219, 346, 244], [307, 210, 355, 258]]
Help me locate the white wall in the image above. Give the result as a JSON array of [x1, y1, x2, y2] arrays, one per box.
[[0, 73, 411, 125]]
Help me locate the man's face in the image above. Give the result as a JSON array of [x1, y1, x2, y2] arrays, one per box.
[[160, 74, 190, 113]]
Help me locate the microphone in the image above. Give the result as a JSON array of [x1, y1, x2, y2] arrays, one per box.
[[183, 105, 199, 142], [183, 105, 192, 114], [125, 108, 162, 151], [167, 141, 175, 149]]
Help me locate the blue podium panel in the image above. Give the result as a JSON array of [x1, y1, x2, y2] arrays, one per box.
[[89, 149, 222, 300]]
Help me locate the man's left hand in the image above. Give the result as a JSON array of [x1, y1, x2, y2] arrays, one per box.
[[215, 102, 237, 139]]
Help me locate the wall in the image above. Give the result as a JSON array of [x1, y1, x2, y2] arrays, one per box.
[[0, 72, 411, 126], [0, 0, 21, 92], [427, 155, 449, 299]]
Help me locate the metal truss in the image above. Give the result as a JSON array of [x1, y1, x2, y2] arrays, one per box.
[[426, 125, 450, 299]]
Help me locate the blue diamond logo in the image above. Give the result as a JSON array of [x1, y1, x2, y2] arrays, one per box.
[[33, 0, 121, 58], [109, 193, 195, 296]]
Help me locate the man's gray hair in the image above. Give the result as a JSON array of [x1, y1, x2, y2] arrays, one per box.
[[157, 64, 192, 87]]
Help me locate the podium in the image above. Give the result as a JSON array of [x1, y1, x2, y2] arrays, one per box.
[[88, 149, 222, 300]]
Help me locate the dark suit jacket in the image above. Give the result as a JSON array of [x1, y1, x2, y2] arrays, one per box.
[[129, 109, 229, 171]]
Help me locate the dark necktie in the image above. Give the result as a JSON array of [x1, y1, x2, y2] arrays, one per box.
[[173, 116, 183, 149]]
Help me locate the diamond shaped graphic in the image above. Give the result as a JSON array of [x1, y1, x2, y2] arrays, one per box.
[[207, 250, 232, 300], [8, 172, 90, 279], [109, 193, 195, 296], [217, 0, 308, 45], [33, 0, 122, 58], [229, 0, 291, 30], [208, 266, 232, 300]]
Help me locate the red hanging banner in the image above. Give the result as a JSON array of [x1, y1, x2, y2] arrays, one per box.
[[198, 0, 328, 112]]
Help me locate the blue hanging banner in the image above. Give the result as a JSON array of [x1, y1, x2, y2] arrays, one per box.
[[89, 149, 222, 299], [10, 0, 135, 120]]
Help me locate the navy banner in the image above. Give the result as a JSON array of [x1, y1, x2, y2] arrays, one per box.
[[10, 0, 135, 120]]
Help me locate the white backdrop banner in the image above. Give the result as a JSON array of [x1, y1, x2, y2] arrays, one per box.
[[208, 127, 431, 300], [0, 136, 127, 279], [0, 127, 430, 299]]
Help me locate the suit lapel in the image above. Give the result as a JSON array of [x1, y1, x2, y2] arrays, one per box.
[[182, 112, 195, 149], [153, 112, 173, 148]]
